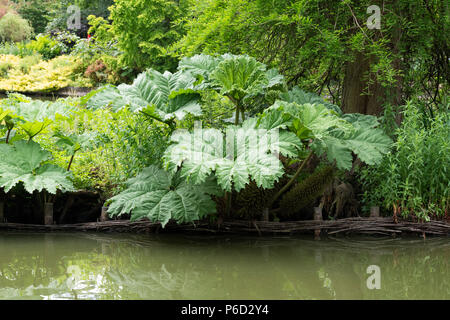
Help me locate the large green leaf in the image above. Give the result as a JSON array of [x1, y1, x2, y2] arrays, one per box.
[[107, 166, 220, 227], [313, 126, 393, 170], [0, 108, 10, 123], [265, 68, 285, 89], [262, 99, 392, 170], [0, 141, 74, 194], [338, 127, 393, 165], [19, 119, 53, 140], [164, 119, 299, 192], [179, 54, 285, 93], [279, 87, 343, 115], [210, 55, 269, 102], [178, 54, 223, 81], [266, 102, 350, 140], [84, 85, 127, 111], [342, 113, 381, 129], [86, 69, 202, 121], [2, 100, 73, 140], [54, 132, 96, 155], [8, 100, 73, 122]]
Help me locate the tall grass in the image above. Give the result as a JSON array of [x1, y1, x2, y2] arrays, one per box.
[[359, 100, 449, 221]]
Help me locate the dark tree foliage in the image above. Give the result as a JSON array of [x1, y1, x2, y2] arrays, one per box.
[[45, 0, 114, 37], [176, 0, 449, 116]]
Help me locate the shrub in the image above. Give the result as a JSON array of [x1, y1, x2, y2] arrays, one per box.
[[0, 60, 12, 77], [18, 54, 41, 74], [24, 34, 63, 60], [359, 101, 450, 221], [0, 13, 33, 42], [95, 0, 188, 72], [84, 59, 109, 83], [0, 54, 92, 92], [0, 0, 14, 20], [0, 42, 20, 55], [17, 0, 55, 34], [1, 42, 35, 57]]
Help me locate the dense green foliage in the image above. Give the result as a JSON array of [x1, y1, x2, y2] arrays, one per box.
[[15, 0, 56, 34], [0, 12, 33, 42], [89, 54, 392, 224], [0, 0, 447, 226], [360, 102, 449, 221], [175, 0, 448, 114], [88, 0, 188, 72]]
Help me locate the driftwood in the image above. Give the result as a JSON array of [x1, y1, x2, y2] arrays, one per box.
[[0, 217, 449, 237]]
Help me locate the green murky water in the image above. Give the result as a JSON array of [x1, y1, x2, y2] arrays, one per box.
[[0, 232, 448, 300]]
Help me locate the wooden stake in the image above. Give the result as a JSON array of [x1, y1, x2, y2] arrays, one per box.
[[44, 203, 53, 225], [314, 207, 323, 239], [0, 202, 4, 223], [100, 206, 109, 222], [262, 208, 269, 222], [370, 206, 380, 218]]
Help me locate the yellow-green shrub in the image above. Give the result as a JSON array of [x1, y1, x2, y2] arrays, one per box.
[[0, 54, 93, 92], [17, 54, 41, 74]]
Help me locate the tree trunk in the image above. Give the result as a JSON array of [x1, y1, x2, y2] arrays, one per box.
[[341, 51, 385, 115]]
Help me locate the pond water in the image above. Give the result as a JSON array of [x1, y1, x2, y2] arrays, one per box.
[[0, 232, 448, 300], [0, 93, 61, 101]]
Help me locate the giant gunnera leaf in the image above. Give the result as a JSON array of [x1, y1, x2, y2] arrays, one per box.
[[85, 69, 202, 121], [278, 86, 343, 115], [179, 54, 285, 99], [164, 118, 303, 192], [0, 140, 74, 194], [6, 100, 74, 122], [107, 166, 222, 227], [262, 100, 392, 171]]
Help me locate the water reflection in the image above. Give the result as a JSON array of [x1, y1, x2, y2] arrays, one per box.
[[0, 232, 448, 300]]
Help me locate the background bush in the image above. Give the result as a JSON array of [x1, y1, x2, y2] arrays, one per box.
[[24, 34, 63, 60], [0, 12, 33, 42]]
